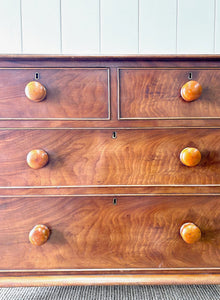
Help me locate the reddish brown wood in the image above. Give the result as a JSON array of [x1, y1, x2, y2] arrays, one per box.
[[180, 222, 201, 244], [29, 224, 50, 246], [26, 149, 49, 169], [0, 56, 219, 127], [2, 119, 220, 129], [1, 268, 220, 277], [180, 147, 201, 167], [25, 81, 47, 102], [0, 56, 220, 286], [1, 55, 220, 68], [0, 195, 219, 269], [0, 68, 109, 119], [118, 69, 220, 119], [0, 129, 220, 186], [1, 185, 220, 196], [180, 80, 202, 102], [1, 274, 220, 287]]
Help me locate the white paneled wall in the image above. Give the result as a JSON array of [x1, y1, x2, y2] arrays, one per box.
[[0, 0, 219, 54], [216, 0, 220, 52], [177, 0, 215, 54], [22, 0, 61, 54], [0, 1, 21, 53], [139, 0, 177, 54], [101, 0, 138, 54], [62, 0, 100, 54]]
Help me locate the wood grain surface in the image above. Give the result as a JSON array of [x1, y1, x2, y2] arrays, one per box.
[[0, 56, 220, 286], [0, 56, 219, 127], [118, 69, 220, 119], [0, 128, 220, 186], [0, 68, 109, 119], [1, 274, 220, 287], [0, 195, 219, 269]]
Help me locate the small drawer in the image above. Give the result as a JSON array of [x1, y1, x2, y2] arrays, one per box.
[[0, 128, 220, 187], [118, 68, 220, 119], [0, 196, 219, 270], [0, 68, 110, 120]]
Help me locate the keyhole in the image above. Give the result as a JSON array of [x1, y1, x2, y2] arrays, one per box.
[[113, 198, 117, 205], [188, 72, 192, 80], [112, 131, 117, 139], [35, 72, 40, 80]]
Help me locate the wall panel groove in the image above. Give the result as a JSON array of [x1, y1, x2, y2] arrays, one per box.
[[0, 1, 218, 55]]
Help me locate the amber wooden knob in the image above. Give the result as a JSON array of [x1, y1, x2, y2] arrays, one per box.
[[180, 222, 201, 244], [27, 149, 49, 169], [181, 80, 202, 102], [29, 225, 50, 246], [25, 81, 46, 102], [180, 147, 201, 167]]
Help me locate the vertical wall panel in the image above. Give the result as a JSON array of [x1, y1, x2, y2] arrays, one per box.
[[0, 0, 218, 55], [22, 0, 60, 54], [101, 0, 138, 54], [177, 0, 215, 54], [216, 0, 220, 53], [0, 0, 21, 53], [139, 0, 176, 54], [62, 0, 99, 54]]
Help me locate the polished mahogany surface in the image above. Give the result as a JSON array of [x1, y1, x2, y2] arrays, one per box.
[[180, 222, 202, 244], [180, 80, 202, 102], [0, 68, 109, 119], [29, 224, 50, 246], [0, 56, 220, 286], [26, 149, 49, 170], [180, 147, 202, 167], [25, 81, 47, 102], [0, 128, 219, 186], [118, 69, 220, 119], [0, 196, 219, 270]]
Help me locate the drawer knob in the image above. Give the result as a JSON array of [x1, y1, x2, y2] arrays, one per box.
[[181, 80, 202, 102], [27, 149, 49, 169], [25, 81, 47, 102], [180, 222, 201, 244], [29, 224, 50, 246], [180, 147, 201, 167]]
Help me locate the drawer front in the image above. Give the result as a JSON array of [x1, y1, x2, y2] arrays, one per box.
[[0, 196, 219, 269], [0, 68, 109, 119], [118, 68, 220, 119], [0, 129, 220, 186]]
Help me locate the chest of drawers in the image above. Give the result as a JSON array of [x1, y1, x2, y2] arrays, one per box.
[[0, 55, 220, 286]]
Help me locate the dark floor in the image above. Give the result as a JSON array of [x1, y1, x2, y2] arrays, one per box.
[[0, 285, 219, 300]]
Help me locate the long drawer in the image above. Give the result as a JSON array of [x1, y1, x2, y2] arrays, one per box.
[[0, 195, 219, 270], [0, 129, 220, 186], [118, 68, 220, 119], [0, 68, 109, 119]]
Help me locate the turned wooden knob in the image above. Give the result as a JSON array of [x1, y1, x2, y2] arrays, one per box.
[[180, 80, 202, 102], [180, 222, 201, 244], [25, 81, 47, 102], [27, 149, 49, 169], [29, 225, 50, 246], [180, 147, 201, 167]]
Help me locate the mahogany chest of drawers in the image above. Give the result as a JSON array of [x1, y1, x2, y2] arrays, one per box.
[[0, 55, 220, 286]]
